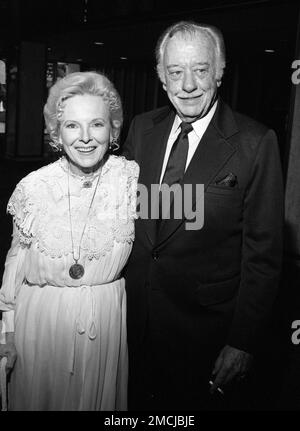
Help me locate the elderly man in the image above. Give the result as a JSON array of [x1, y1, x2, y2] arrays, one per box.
[[123, 21, 283, 410]]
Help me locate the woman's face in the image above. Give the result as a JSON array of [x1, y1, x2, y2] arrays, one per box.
[[59, 94, 111, 175]]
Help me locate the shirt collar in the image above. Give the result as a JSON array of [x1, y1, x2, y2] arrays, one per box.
[[173, 100, 218, 138]]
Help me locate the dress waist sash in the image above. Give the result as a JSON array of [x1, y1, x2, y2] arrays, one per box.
[[23, 279, 125, 373]]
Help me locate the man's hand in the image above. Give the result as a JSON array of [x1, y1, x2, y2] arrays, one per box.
[[210, 345, 252, 395]]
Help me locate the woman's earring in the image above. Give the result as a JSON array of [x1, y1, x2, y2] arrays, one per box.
[[109, 138, 120, 152], [50, 140, 63, 152]]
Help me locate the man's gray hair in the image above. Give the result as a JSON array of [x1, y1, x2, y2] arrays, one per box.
[[156, 21, 226, 83]]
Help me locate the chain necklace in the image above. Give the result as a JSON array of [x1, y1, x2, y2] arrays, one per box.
[[67, 164, 101, 279]]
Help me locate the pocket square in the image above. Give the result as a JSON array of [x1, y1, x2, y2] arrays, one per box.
[[215, 172, 238, 187]]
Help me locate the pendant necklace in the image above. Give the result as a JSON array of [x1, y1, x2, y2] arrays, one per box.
[[67, 164, 101, 279]]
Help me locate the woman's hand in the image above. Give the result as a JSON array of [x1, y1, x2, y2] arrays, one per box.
[[0, 332, 17, 374]]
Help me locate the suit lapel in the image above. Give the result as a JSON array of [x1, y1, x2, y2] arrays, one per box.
[[138, 107, 175, 246], [156, 100, 239, 246]]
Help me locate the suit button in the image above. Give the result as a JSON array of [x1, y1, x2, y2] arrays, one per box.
[[152, 251, 159, 260]]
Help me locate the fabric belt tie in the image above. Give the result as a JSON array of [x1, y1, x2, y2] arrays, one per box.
[[24, 280, 120, 374], [70, 285, 97, 374]]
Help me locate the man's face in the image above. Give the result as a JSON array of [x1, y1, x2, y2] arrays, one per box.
[[162, 33, 220, 122]]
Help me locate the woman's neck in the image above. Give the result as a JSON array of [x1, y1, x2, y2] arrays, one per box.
[[67, 157, 106, 178]]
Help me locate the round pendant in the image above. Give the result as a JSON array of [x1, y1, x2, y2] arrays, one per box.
[[69, 263, 85, 279], [82, 180, 92, 188]]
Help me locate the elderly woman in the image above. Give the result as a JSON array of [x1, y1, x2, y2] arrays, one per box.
[[0, 71, 138, 411]]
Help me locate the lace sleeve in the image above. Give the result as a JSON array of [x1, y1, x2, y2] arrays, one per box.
[[126, 160, 139, 219], [7, 176, 36, 246], [0, 223, 27, 333]]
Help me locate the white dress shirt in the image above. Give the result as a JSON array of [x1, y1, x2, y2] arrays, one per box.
[[159, 101, 218, 184]]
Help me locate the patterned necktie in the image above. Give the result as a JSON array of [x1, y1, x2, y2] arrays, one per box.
[[158, 122, 193, 220], [161, 121, 193, 186]]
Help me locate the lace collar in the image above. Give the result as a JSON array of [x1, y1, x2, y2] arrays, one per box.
[[58, 156, 113, 182]]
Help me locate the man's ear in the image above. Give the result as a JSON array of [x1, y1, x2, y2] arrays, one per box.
[[160, 76, 167, 92], [157, 64, 167, 91]]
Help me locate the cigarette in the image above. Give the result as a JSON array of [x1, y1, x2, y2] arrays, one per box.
[[208, 380, 224, 395]]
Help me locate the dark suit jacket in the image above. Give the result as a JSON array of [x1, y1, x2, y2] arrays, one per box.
[[123, 99, 283, 365]]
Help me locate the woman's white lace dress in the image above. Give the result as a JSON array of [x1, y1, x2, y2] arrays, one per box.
[[0, 155, 139, 411]]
